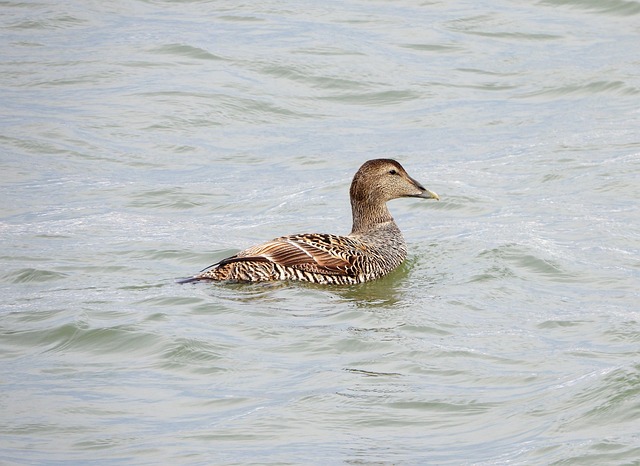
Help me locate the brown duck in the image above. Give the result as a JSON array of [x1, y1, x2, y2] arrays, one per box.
[[180, 159, 439, 285]]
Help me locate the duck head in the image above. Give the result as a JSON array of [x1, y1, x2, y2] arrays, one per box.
[[350, 158, 439, 204]]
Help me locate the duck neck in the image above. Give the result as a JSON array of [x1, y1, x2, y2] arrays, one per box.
[[349, 199, 395, 235]]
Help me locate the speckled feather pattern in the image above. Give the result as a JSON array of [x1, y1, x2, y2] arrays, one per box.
[[198, 225, 407, 284], [183, 159, 438, 285]]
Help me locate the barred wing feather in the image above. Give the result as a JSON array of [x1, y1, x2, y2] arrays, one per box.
[[210, 233, 361, 276]]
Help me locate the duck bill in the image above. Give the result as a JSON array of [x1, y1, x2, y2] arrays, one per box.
[[409, 176, 440, 200], [414, 188, 439, 200]]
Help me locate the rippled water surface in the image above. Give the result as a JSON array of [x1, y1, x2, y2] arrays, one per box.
[[1, 0, 639, 464]]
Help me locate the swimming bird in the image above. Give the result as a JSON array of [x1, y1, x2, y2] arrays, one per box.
[[180, 159, 439, 285]]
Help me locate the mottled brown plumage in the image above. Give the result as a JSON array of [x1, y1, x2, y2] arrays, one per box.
[[180, 159, 439, 285]]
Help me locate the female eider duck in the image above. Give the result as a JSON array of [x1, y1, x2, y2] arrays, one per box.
[[181, 159, 439, 285]]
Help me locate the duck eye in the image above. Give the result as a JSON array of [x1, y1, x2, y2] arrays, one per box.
[[389, 169, 398, 175]]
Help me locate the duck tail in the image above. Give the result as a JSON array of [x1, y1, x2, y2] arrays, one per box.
[[177, 259, 225, 284], [176, 275, 207, 284]]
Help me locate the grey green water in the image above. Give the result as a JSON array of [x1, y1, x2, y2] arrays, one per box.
[[1, 0, 639, 464]]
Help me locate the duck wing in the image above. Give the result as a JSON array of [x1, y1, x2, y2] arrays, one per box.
[[209, 233, 363, 276]]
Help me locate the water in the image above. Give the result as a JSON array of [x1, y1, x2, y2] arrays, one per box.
[[1, 0, 639, 464]]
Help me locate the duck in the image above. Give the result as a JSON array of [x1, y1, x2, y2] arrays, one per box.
[[179, 159, 439, 285]]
